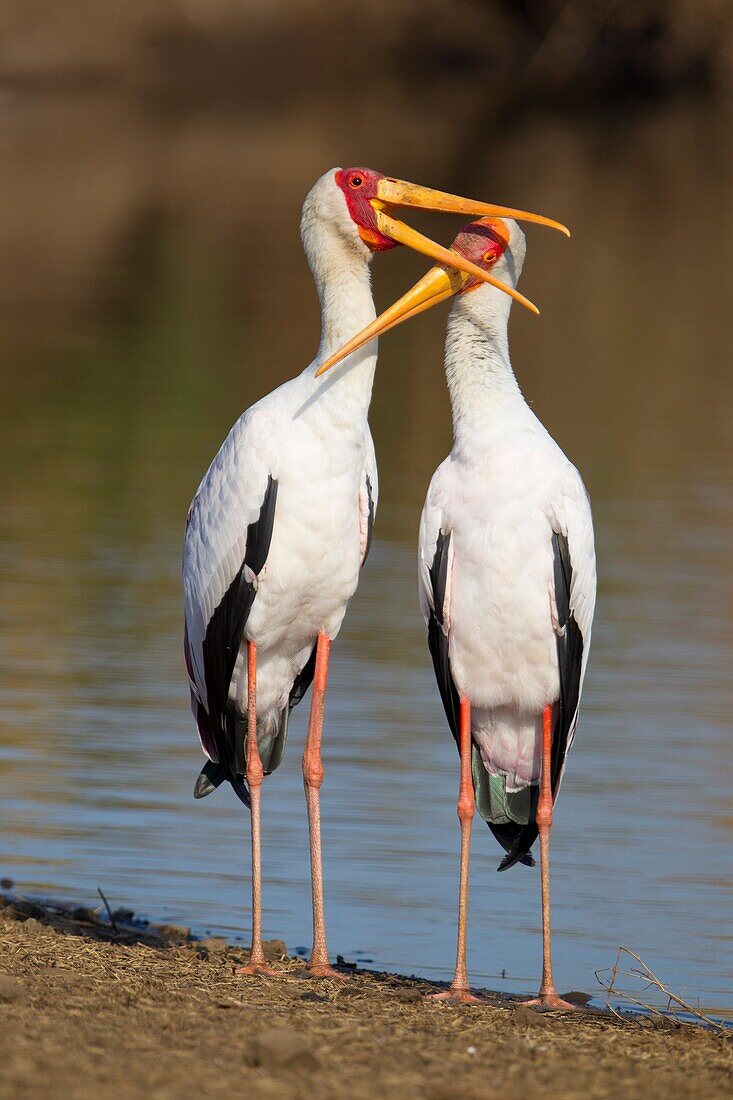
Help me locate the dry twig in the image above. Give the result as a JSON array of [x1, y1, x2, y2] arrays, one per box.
[[96, 887, 116, 931], [596, 946, 723, 1033]]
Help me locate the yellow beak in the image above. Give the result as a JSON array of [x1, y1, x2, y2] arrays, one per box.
[[375, 177, 571, 237], [361, 177, 567, 307], [374, 211, 539, 317], [314, 180, 570, 377], [315, 260, 472, 378]]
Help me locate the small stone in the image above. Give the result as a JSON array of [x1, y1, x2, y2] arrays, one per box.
[[199, 937, 228, 955], [153, 923, 190, 943], [111, 907, 135, 922], [0, 973, 22, 1002], [651, 1014, 678, 1031], [513, 1004, 552, 1028], [71, 907, 100, 924], [250, 1027, 319, 1071], [396, 988, 422, 1004], [13, 899, 45, 920], [466, 1045, 477, 1056], [300, 991, 328, 1003], [561, 990, 592, 1006], [262, 939, 287, 963], [0, 878, 14, 891]]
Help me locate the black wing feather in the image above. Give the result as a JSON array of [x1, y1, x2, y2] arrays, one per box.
[[361, 473, 375, 567], [550, 531, 583, 786], [496, 530, 584, 871], [288, 642, 317, 710], [426, 530, 461, 750], [200, 475, 278, 784], [426, 531, 533, 868]]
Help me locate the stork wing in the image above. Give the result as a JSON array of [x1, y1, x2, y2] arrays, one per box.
[[420, 465, 596, 873], [497, 471, 596, 871], [550, 471, 597, 776], [359, 427, 378, 567], [418, 491, 460, 751], [183, 407, 279, 782]]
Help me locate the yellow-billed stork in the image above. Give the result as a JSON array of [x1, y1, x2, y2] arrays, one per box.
[[317, 216, 595, 1007]]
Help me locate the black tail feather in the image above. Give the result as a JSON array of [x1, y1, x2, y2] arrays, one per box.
[[193, 761, 250, 809], [490, 822, 537, 871], [230, 777, 251, 809], [194, 760, 226, 799]]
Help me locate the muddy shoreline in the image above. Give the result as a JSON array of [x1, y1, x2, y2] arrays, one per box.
[[1, 893, 730, 1100]]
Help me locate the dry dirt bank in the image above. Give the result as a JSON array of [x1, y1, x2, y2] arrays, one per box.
[[0, 897, 730, 1100]]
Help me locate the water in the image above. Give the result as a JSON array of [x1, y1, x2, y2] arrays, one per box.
[[0, 98, 731, 1019]]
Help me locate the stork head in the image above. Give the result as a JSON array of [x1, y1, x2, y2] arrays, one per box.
[[301, 168, 567, 286], [450, 218, 526, 292], [315, 216, 546, 377]]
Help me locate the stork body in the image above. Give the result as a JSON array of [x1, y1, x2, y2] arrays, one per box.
[[417, 222, 596, 1005], [183, 170, 380, 978], [182, 168, 523, 979], [184, 257, 378, 779], [315, 214, 593, 1006], [419, 308, 595, 854]]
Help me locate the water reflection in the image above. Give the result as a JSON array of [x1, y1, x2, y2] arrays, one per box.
[[0, 99, 731, 1017]]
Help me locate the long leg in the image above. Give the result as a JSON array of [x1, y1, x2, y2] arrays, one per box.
[[429, 696, 482, 1004], [522, 703, 575, 1009], [302, 633, 343, 979], [236, 642, 277, 976]]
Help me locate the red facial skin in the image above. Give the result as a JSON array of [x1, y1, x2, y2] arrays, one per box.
[[451, 218, 510, 290], [335, 167, 398, 252]]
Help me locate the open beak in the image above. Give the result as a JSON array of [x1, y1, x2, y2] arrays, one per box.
[[316, 260, 476, 378], [315, 180, 570, 378], [373, 210, 539, 316], [364, 177, 568, 312], [375, 177, 570, 236]]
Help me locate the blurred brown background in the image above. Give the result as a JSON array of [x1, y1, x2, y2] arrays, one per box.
[[1, 1, 732, 492]]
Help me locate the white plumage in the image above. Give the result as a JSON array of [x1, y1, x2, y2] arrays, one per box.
[[183, 375, 378, 734], [410, 218, 597, 1005], [183, 170, 379, 749], [181, 168, 385, 979], [419, 220, 596, 803]]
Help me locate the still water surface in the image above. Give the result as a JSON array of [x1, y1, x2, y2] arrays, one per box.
[[0, 102, 731, 1017]]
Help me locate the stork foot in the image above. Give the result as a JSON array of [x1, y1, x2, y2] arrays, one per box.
[[427, 986, 483, 1005], [305, 963, 348, 981], [235, 962, 279, 977], [520, 993, 578, 1011]]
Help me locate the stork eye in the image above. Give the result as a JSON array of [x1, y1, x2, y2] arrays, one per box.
[[482, 250, 496, 264], [350, 175, 364, 188]]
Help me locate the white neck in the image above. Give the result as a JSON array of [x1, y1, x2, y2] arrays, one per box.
[[300, 230, 378, 421], [445, 287, 527, 458]]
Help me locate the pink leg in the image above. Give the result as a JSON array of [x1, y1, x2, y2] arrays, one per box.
[[302, 634, 344, 980], [235, 642, 278, 977], [428, 697, 482, 1005], [521, 704, 575, 1010]]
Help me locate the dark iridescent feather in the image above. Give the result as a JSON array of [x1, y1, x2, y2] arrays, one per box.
[[495, 531, 583, 871], [426, 530, 461, 751], [193, 477, 321, 803], [362, 474, 375, 566], [425, 533, 534, 869], [199, 476, 278, 786]]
